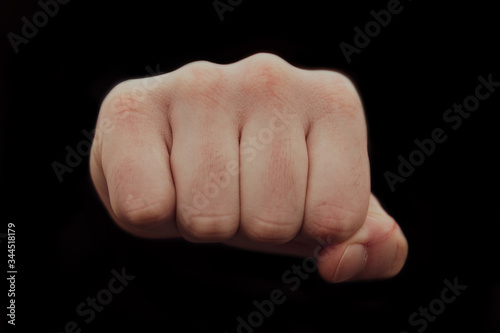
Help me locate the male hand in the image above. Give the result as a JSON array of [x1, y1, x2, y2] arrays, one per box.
[[90, 53, 408, 283]]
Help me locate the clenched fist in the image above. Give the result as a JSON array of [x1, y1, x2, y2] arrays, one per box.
[[90, 53, 407, 283]]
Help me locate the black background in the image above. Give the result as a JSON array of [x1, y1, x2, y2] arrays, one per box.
[[1, 0, 499, 332]]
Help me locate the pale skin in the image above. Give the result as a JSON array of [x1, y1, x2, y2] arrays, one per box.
[[90, 53, 408, 283]]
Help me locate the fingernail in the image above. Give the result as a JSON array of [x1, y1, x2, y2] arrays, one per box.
[[333, 244, 367, 283]]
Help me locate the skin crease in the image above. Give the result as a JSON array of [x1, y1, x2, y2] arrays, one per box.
[[90, 53, 408, 283]]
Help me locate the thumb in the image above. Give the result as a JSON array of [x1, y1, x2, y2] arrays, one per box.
[[317, 194, 408, 283]]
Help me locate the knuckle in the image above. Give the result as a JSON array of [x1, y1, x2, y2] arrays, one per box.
[[309, 72, 363, 121], [174, 61, 224, 107], [115, 196, 171, 229], [239, 53, 293, 98], [306, 203, 364, 243], [243, 215, 298, 244], [181, 214, 239, 241], [104, 80, 156, 123]]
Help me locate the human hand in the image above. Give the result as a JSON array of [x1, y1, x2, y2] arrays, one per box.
[[90, 53, 407, 283]]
